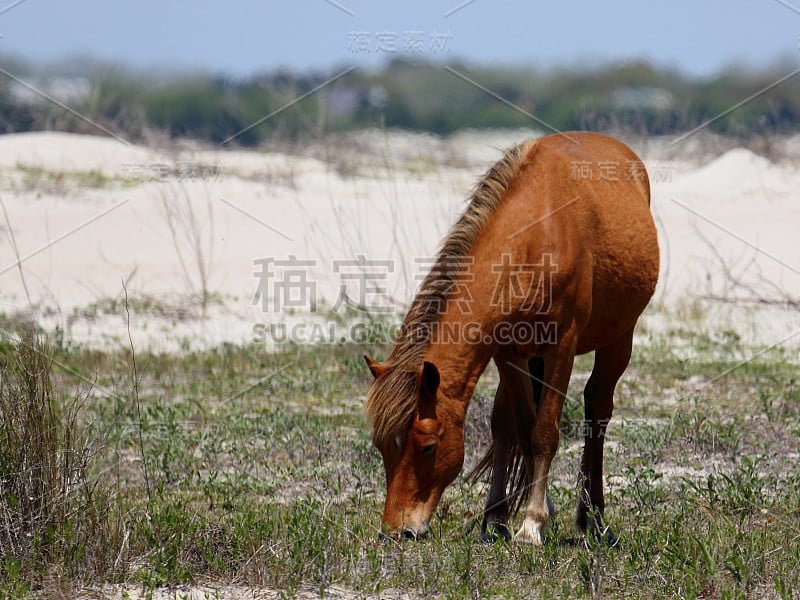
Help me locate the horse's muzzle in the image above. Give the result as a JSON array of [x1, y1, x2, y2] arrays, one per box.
[[378, 523, 430, 542], [401, 525, 429, 540]]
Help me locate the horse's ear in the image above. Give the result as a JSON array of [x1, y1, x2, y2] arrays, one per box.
[[364, 354, 387, 379], [417, 361, 440, 403]]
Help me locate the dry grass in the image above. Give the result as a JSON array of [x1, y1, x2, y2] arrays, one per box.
[[0, 328, 122, 596]]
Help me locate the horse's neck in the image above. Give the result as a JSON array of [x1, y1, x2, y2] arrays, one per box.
[[422, 312, 493, 405]]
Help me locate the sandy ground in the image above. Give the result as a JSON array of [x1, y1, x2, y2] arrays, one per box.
[[1, 129, 799, 353]]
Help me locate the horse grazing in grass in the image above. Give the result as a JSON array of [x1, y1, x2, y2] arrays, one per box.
[[364, 132, 659, 544]]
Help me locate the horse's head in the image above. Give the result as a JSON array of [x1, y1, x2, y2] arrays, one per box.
[[364, 355, 465, 539]]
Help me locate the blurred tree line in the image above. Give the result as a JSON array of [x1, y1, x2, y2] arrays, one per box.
[[1, 56, 798, 145]]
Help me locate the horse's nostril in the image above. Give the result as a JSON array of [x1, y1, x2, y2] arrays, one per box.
[[400, 526, 429, 541], [377, 527, 428, 542]]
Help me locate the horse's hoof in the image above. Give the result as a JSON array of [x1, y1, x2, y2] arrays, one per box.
[[514, 522, 545, 545], [602, 528, 620, 549], [513, 530, 544, 545], [583, 523, 620, 549], [480, 523, 511, 544]]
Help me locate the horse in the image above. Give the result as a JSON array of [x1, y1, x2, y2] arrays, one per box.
[[364, 131, 659, 544]]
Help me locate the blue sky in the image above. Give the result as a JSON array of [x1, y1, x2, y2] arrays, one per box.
[[1, 1, 798, 77]]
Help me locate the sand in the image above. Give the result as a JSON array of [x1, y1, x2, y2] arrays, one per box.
[[0, 129, 798, 352]]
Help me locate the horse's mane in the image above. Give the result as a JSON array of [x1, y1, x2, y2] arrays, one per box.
[[365, 139, 538, 447]]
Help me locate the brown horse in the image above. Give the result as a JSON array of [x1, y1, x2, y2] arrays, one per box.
[[364, 132, 659, 544]]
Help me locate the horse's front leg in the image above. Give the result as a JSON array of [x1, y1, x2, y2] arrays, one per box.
[[514, 330, 577, 545], [480, 381, 513, 543]]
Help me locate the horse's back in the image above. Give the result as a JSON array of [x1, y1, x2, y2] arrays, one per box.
[[523, 132, 659, 351], [532, 131, 651, 211]]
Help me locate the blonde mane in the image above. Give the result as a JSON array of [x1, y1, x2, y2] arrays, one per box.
[[365, 139, 538, 447]]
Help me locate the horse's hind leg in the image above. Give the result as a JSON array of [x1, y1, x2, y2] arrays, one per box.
[[576, 328, 634, 546], [528, 357, 544, 410]]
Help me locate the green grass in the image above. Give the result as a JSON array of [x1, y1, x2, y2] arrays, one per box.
[[10, 163, 116, 194], [1, 163, 162, 197], [1, 321, 799, 598]]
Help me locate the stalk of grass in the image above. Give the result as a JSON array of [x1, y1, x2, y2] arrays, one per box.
[[122, 281, 152, 507], [0, 194, 33, 308], [159, 183, 215, 318]]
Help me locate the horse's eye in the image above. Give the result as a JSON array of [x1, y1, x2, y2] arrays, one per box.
[[421, 442, 437, 456]]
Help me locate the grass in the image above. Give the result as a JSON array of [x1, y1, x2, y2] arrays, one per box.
[[9, 164, 117, 195], [0, 329, 122, 597], [1, 162, 209, 197], [66, 292, 229, 323], [1, 317, 799, 598]]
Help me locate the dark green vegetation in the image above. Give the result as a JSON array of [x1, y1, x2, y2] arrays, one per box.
[[1, 316, 799, 598], [2, 57, 799, 145]]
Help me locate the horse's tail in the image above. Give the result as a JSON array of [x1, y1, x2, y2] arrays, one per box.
[[467, 437, 532, 517], [468, 356, 544, 516]]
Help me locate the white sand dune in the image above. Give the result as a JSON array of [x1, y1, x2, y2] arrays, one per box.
[[0, 130, 798, 352], [652, 147, 800, 304], [0, 131, 157, 172]]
